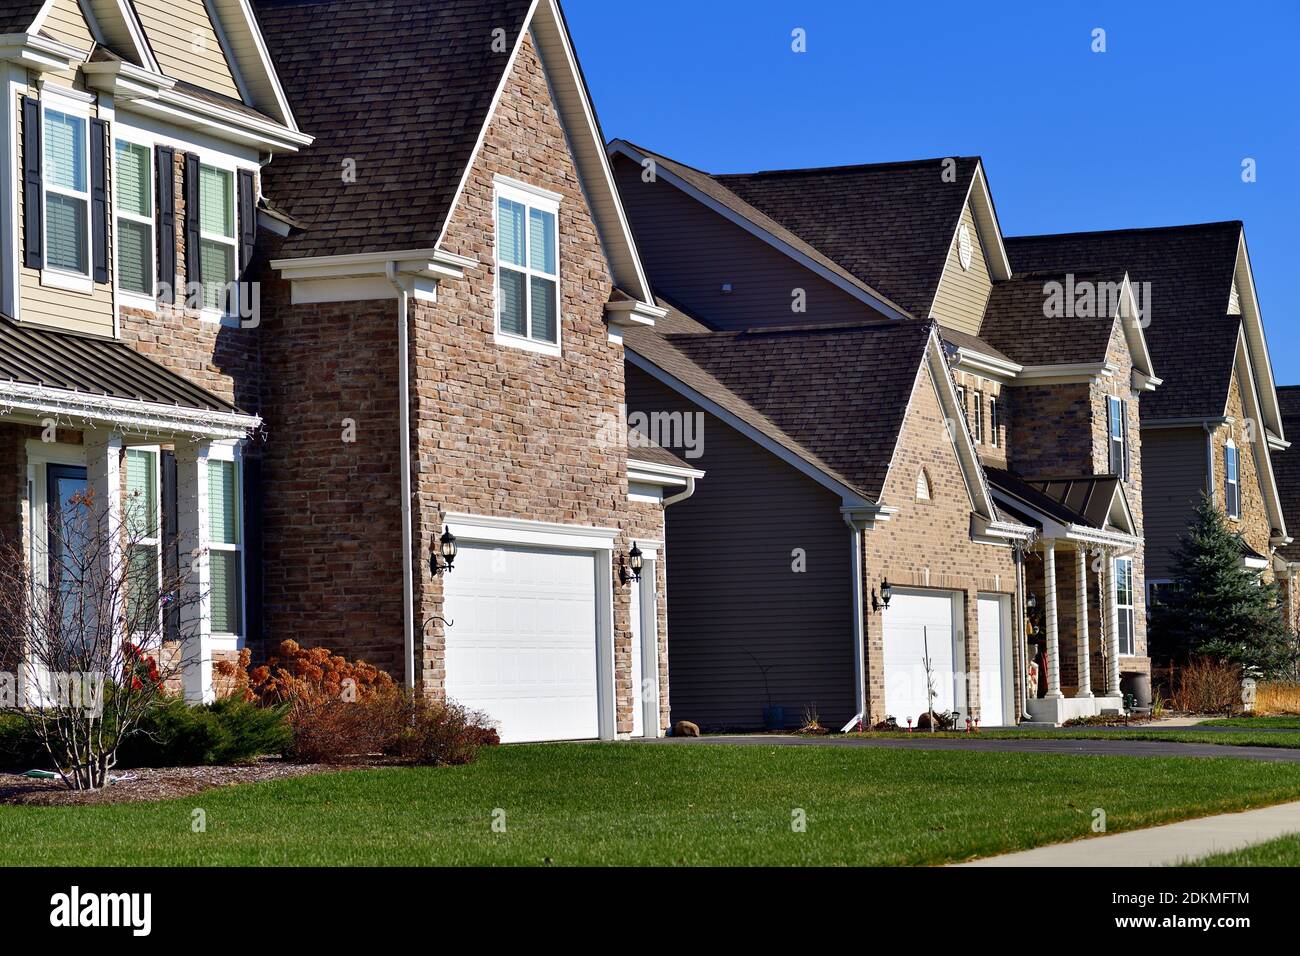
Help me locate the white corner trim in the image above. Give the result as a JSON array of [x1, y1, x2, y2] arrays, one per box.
[[442, 511, 620, 552]]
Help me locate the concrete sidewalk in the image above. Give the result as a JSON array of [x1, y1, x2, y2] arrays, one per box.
[[956, 800, 1300, 867]]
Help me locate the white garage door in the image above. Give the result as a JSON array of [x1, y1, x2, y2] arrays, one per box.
[[443, 542, 600, 743], [977, 594, 1010, 727], [883, 589, 958, 726]]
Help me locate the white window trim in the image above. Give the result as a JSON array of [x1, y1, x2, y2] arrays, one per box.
[[1115, 556, 1135, 657], [207, 441, 246, 649], [493, 177, 561, 357], [1225, 440, 1240, 520], [40, 90, 93, 292], [197, 159, 239, 327], [113, 132, 156, 311]]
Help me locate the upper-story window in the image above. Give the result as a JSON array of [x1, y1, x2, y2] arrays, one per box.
[[1107, 395, 1130, 480], [955, 385, 968, 429], [43, 106, 90, 279], [1225, 442, 1240, 519], [199, 164, 236, 313], [114, 139, 153, 300], [972, 390, 985, 444], [495, 178, 560, 354], [988, 396, 999, 448]]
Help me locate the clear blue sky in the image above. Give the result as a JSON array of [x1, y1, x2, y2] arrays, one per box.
[[565, 0, 1300, 384]]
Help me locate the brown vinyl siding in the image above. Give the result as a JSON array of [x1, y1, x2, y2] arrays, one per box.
[[930, 201, 992, 336], [1139, 427, 1206, 582], [627, 366, 855, 731], [613, 154, 880, 331]]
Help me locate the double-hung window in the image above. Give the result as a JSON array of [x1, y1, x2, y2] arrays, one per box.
[[114, 139, 153, 300], [973, 390, 985, 444], [956, 385, 969, 429], [1108, 396, 1129, 480], [125, 449, 161, 635], [208, 456, 244, 639], [43, 105, 90, 279], [1115, 557, 1135, 656], [495, 179, 559, 352], [1225, 443, 1241, 518], [988, 396, 999, 448], [199, 163, 237, 315]]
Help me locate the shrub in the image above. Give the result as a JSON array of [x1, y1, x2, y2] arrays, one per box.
[[0, 713, 47, 771], [116, 697, 292, 768], [1171, 658, 1242, 715], [387, 697, 499, 766], [1257, 682, 1300, 716]]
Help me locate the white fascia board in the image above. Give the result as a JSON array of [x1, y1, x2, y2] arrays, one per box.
[[0, 382, 260, 440], [608, 139, 911, 323], [270, 249, 471, 304], [1267, 429, 1291, 452], [442, 511, 619, 552], [1233, 328, 1288, 540], [626, 347, 873, 510], [1235, 231, 1284, 441], [605, 298, 666, 330], [0, 32, 84, 72], [627, 459, 705, 487], [1014, 362, 1115, 386], [949, 345, 1023, 382], [1117, 274, 1157, 381], [969, 163, 1012, 281]]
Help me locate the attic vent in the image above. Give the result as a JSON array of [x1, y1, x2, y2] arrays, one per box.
[[1228, 280, 1241, 315], [957, 224, 973, 271], [916, 469, 933, 501]]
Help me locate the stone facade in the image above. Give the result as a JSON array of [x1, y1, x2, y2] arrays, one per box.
[[1213, 366, 1275, 578]]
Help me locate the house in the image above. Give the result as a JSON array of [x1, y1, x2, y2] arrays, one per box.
[[1271, 386, 1300, 634], [612, 142, 1157, 727], [0, 0, 697, 744], [1004, 223, 1295, 660]]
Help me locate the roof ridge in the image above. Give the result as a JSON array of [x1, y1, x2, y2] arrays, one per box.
[[714, 156, 981, 179], [1007, 220, 1243, 243], [663, 318, 926, 340]]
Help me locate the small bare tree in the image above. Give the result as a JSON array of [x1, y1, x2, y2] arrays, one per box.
[[0, 486, 201, 789]]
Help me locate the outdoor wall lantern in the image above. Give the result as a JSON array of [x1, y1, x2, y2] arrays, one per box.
[[431, 526, 457, 576], [872, 578, 893, 613], [619, 542, 644, 586]]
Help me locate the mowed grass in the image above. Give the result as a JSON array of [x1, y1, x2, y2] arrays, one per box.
[[851, 729, 1300, 748], [1184, 833, 1300, 866], [1200, 716, 1300, 730], [7, 743, 1300, 866]]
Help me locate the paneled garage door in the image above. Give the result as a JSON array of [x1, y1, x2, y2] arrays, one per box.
[[977, 594, 1010, 727], [883, 589, 958, 726], [443, 542, 600, 743]]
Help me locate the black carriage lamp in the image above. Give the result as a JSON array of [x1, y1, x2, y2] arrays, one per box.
[[431, 525, 457, 577], [872, 578, 893, 613], [620, 542, 644, 586], [1027, 592, 1038, 611]]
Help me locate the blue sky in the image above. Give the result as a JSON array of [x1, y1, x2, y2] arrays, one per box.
[[565, 0, 1300, 383]]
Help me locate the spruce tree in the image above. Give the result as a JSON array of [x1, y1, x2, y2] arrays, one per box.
[[1152, 497, 1294, 675]]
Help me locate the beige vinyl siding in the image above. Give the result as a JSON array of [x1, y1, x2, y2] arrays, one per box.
[[1140, 426, 1207, 581], [16, 88, 115, 338], [930, 201, 992, 337], [133, 0, 242, 99], [40, 0, 95, 51]]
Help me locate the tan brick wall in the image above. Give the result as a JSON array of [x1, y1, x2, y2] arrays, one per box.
[[403, 33, 666, 735], [955, 370, 1008, 469], [864, 363, 1018, 723]]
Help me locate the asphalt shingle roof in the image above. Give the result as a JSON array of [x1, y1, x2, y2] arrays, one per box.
[[0, 2, 43, 34], [1274, 386, 1300, 562], [979, 269, 1129, 367], [255, 0, 532, 259], [1005, 222, 1243, 420]]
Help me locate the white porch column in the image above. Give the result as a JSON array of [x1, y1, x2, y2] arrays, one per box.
[[1075, 547, 1093, 698], [175, 442, 214, 704], [1105, 551, 1122, 697], [1042, 539, 1063, 699], [84, 430, 124, 636]]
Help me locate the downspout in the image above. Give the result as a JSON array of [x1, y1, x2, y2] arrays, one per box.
[[386, 261, 417, 692], [845, 514, 867, 728], [662, 476, 696, 507]]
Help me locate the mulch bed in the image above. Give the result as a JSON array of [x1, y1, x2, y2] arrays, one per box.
[[0, 760, 351, 806]]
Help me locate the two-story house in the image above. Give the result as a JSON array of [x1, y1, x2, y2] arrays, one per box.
[[1, 0, 700, 745], [612, 142, 1156, 728]]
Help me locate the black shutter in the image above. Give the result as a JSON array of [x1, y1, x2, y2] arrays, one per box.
[[21, 96, 43, 270], [161, 450, 179, 644], [90, 118, 109, 284], [156, 145, 175, 302], [237, 168, 256, 280], [242, 455, 262, 648], [183, 152, 201, 295]]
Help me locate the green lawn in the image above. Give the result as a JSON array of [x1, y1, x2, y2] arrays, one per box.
[[1184, 833, 1300, 866], [851, 729, 1300, 748], [8, 743, 1300, 866], [1200, 716, 1300, 729]]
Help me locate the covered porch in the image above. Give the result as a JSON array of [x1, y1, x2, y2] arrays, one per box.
[[989, 469, 1143, 725], [0, 320, 261, 705]]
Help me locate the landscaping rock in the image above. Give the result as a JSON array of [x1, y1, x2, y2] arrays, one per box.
[[673, 720, 701, 737]]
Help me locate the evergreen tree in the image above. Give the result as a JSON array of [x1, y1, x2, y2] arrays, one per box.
[[1151, 497, 1294, 675]]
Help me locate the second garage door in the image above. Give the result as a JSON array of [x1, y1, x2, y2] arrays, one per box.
[[883, 588, 958, 726], [443, 542, 600, 743]]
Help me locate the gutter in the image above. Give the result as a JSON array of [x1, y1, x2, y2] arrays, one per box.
[[662, 475, 697, 507], [386, 262, 417, 692]]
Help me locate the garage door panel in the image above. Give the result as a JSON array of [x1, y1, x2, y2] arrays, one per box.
[[977, 595, 1009, 727], [444, 543, 600, 743], [883, 590, 957, 726]]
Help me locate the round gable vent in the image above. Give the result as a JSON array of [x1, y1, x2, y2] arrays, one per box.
[[957, 224, 974, 271]]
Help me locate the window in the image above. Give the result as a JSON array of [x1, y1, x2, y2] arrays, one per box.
[[125, 449, 160, 633], [988, 396, 999, 448], [208, 458, 243, 637], [199, 164, 236, 313], [972, 390, 984, 444], [1116, 557, 1135, 656], [1225, 443, 1240, 518], [956, 385, 969, 428], [495, 180, 559, 350], [1108, 396, 1129, 480], [114, 140, 153, 298], [43, 106, 90, 277]]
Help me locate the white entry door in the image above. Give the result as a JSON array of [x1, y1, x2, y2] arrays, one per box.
[[443, 542, 600, 743], [977, 594, 1010, 727], [883, 589, 958, 726]]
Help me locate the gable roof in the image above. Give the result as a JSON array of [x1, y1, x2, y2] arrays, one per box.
[[1005, 222, 1244, 420], [0, 2, 45, 34], [1274, 386, 1300, 562]]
